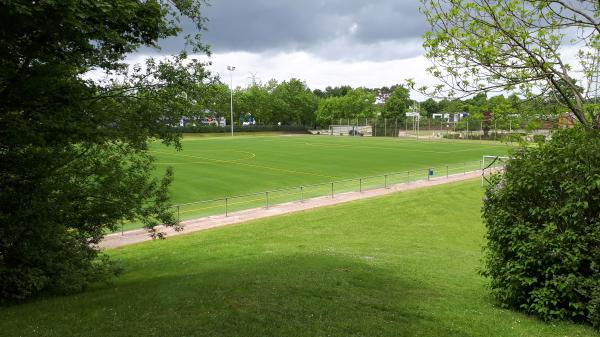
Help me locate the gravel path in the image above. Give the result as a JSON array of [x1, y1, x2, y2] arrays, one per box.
[[100, 171, 483, 249]]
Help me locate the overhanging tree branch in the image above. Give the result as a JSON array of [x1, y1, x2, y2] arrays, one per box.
[[420, 0, 599, 128]]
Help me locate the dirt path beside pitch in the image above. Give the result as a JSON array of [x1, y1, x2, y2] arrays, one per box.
[[100, 171, 483, 249]]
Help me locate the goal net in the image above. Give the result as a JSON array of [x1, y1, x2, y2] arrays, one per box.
[[481, 155, 510, 186], [328, 125, 372, 136]]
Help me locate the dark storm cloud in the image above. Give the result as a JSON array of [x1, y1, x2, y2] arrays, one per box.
[[155, 0, 428, 61]]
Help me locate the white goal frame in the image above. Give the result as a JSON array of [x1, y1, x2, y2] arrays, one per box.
[[328, 125, 372, 136], [481, 155, 510, 186]]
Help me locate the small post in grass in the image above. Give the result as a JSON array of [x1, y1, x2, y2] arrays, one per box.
[[331, 182, 334, 198], [300, 186, 304, 203], [225, 197, 228, 217], [446, 165, 449, 178], [177, 205, 180, 223], [265, 191, 269, 209], [407, 170, 410, 184], [359, 178, 362, 192], [384, 174, 388, 189]]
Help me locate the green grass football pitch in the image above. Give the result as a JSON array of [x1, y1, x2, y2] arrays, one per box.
[[3, 181, 597, 337], [148, 135, 510, 223]]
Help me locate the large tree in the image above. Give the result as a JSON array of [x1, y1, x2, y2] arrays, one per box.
[[315, 88, 376, 126], [0, 0, 210, 300], [204, 82, 231, 122], [270, 79, 318, 126], [420, 0, 599, 128], [237, 84, 272, 124], [421, 98, 440, 116], [382, 86, 411, 119]]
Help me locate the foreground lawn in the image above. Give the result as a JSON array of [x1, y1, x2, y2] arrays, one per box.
[[2, 180, 597, 337]]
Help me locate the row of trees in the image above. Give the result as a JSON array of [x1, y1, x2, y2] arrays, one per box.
[[201, 79, 569, 128], [206, 79, 318, 126], [202, 80, 413, 127]]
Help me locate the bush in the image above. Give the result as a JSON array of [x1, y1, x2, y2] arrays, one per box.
[[440, 132, 514, 141], [1, 144, 171, 302], [532, 134, 546, 143], [0, 230, 122, 302], [501, 133, 524, 142], [482, 128, 600, 328]]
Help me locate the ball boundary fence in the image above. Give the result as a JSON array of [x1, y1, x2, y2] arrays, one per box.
[[115, 158, 509, 234], [321, 116, 558, 142], [170, 159, 500, 223]]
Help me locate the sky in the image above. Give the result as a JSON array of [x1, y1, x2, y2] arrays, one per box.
[[124, 1, 591, 101], [133, 0, 437, 99]]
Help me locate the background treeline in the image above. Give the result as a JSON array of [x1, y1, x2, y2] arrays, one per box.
[[200, 78, 577, 128]]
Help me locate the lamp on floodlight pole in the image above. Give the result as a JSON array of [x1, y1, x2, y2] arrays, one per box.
[[227, 65, 236, 136]]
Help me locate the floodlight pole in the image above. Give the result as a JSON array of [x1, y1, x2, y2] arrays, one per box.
[[417, 115, 420, 139], [227, 65, 236, 136]]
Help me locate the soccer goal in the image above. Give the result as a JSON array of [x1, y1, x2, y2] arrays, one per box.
[[328, 125, 372, 136], [481, 155, 510, 186]]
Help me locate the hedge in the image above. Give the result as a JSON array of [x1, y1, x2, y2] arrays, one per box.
[[482, 128, 600, 329]]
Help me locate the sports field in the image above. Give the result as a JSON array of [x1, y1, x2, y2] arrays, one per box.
[[148, 135, 510, 222], [153, 135, 510, 202]]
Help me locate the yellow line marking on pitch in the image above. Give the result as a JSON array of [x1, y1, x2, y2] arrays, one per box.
[[154, 149, 256, 165], [153, 150, 337, 179]]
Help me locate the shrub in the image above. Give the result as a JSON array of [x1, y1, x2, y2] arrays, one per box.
[[482, 128, 600, 328], [532, 134, 546, 143], [0, 231, 122, 302], [499, 133, 524, 142]]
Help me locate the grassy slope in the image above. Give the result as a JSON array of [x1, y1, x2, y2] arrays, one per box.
[[152, 135, 510, 204], [2, 180, 597, 337]]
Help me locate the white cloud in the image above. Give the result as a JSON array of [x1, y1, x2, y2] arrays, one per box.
[[205, 50, 437, 100], [85, 49, 445, 102]]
